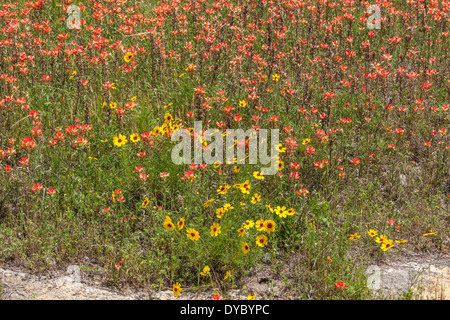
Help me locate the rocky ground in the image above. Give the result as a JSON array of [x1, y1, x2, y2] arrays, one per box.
[[0, 252, 449, 300]]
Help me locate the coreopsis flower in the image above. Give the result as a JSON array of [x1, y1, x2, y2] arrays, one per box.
[[142, 197, 150, 208], [130, 133, 141, 142], [348, 233, 360, 241], [251, 193, 261, 204], [375, 235, 388, 243], [256, 235, 268, 247], [423, 230, 437, 236], [241, 242, 250, 254], [210, 222, 221, 237], [368, 229, 378, 237], [200, 265, 210, 276], [173, 282, 182, 297], [253, 171, 264, 180], [123, 52, 134, 62], [247, 293, 256, 300], [186, 228, 200, 241], [163, 216, 175, 230], [177, 218, 185, 231], [381, 239, 394, 251], [263, 220, 276, 233], [113, 134, 127, 147], [224, 271, 230, 280]]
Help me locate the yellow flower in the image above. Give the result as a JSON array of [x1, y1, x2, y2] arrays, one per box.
[[130, 133, 141, 143], [381, 239, 394, 251], [163, 102, 173, 109], [177, 217, 185, 231], [216, 207, 225, 219], [253, 171, 264, 180], [272, 74, 280, 81], [163, 217, 175, 230], [423, 230, 437, 236], [142, 196, 150, 208], [204, 199, 214, 208], [375, 235, 387, 243], [247, 293, 256, 300], [110, 102, 117, 109], [124, 52, 134, 62], [131, 96, 137, 101], [277, 160, 284, 170], [241, 242, 250, 254], [113, 134, 128, 147], [348, 233, 360, 241], [239, 99, 247, 107], [256, 219, 265, 231], [210, 222, 221, 237], [263, 220, 276, 233], [256, 235, 268, 247], [200, 265, 210, 276], [278, 143, 286, 153], [327, 256, 332, 264], [243, 220, 255, 229], [302, 138, 311, 145], [395, 239, 408, 243], [274, 206, 287, 218], [186, 228, 200, 241], [217, 185, 231, 194], [69, 70, 77, 79], [173, 282, 182, 297], [224, 271, 231, 280], [238, 227, 247, 237], [368, 229, 378, 237], [251, 193, 261, 204], [234, 166, 240, 173]]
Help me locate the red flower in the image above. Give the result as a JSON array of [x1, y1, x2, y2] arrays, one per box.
[[335, 281, 347, 290]]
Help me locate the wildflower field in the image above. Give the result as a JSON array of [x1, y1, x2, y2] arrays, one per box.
[[0, 0, 449, 300]]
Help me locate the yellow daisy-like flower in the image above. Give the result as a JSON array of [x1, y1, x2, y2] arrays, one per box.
[[327, 256, 332, 264], [395, 239, 408, 243], [200, 265, 210, 276], [380, 239, 394, 251], [142, 197, 150, 208], [239, 99, 247, 108], [173, 282, 182, 297], [253, 171, 264, 180], [210, 222, 221, 237], [130, 133, 141, 143], [217, 185, 231, 194], [274, 206, 288, 218], [423, 230, 437, 236], [131, 96, 137, 101], [216, 207, 225, 219], [204, 198, 214, 208], [348, 233, 360, 241], [255, 219, 265, 231], [278, 143, 286, 153], [241, 242, 250, 254], [255, 235, 268, 247], [238, 227, 247, 237], [272, 74, 280, 81], [251, 193, 261, 204], [264, 220, 276, 233], [247, 293, 256, 300], [234, 166, 240, 173], [224, 271, 231, 280], [110, 102, 117, 109], [123, 52, 134, 62], [375, 235, 387, 243], [177, 217, 185, 231], [186, 228, 200, 241], [113, 134, 128, 147], [368, 229, 378, 237], [163, 217, 175, 231], [69, 70, 77, 79], [302, 138, 311, 145], [243, 220, 255, 230]]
